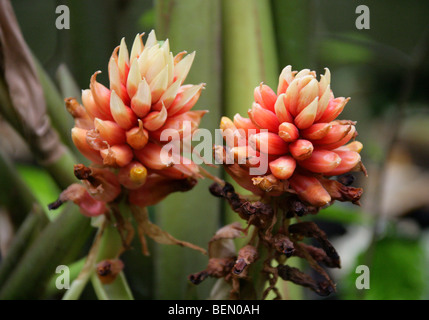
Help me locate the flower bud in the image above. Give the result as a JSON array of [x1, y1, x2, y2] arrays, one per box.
[[316, 84, 331, 121], [313, 124, 352, 145], [129, 33, 144, 62], [298, 149, 341, 173], [131, 78, 151, 118], [269, 155, 296, 180], [300, 123, 332, 140], [233, 113, 259, 137], [117, 38, 130, 84], [278, 122, 299, 142], [168, 83, 205, 116], [274, 93, 293, 123], [296, 79, 319, 115], [100, 144, 133, 167], [82, 89, 112, 121], [134, 142, 171, 170], [248, 103, 280, 133], [289, 174, 331, 207], [289, 139, 314, 161], [174, 51, 195, 84], [317, 126, 357, 150], [94, 118, 126, 145], [318, 97, 350, 123], [118, 161, 148, 189], [71, 127, 103, 164], [126, 119, 149, 150], [143, 105, 168, 131], [249, 132, 288, 155], [277, 65, 295, 95], [294, 96, 318, 129], [324, 150, 361, 176], [110, 90, 137, 130], [90, 72, 113, 119], [149, 65, 169, 103], [254, 83, 277, 112], [153, 80, 181, 110], [126, 58, 142, 98], [283, 78, 300, 116], [334, 141, 363, 153], [151, 110, 207, 142], [108, 57, 130, 105]]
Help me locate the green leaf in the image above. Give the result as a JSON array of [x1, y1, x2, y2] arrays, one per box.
[[311, 204, 372, 226], [56, 64, 81, 102], [343, 235, 427, 300], [0, 205, 91, 299], [319, 34, 373, 65], [16, 164, 62, 221]]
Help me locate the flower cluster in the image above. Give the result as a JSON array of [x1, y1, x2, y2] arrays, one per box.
[[65, 30, 206, 213], [218, 66, 365, 207]]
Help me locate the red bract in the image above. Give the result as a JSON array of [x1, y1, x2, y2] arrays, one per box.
[[219, 66, 365, 207], [66, 30, 206, 209]]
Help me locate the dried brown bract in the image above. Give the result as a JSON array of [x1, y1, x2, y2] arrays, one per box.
[[194, 181, 353, 299]]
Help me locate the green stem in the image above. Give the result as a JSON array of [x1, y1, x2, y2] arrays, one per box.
[[89, 211, 134, 300], [222, 0, 277, 120], [221, 0, 278, 228], [62, 220, 106, 300], [155, 0, 222, 300], [271, 0, 314, 69]]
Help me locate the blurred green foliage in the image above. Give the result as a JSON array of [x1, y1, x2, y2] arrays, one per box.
[[344, 235, 427, 300]]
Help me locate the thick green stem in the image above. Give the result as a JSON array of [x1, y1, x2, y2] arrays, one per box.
[[155, 0, 222, 300], [221, 0, 278, 228], [89, 221, 134, 300], [220, 0, 279, 300], [271, 0, 314, 69], [61, 222, 105, 300], [222, 0, 277, 120]]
